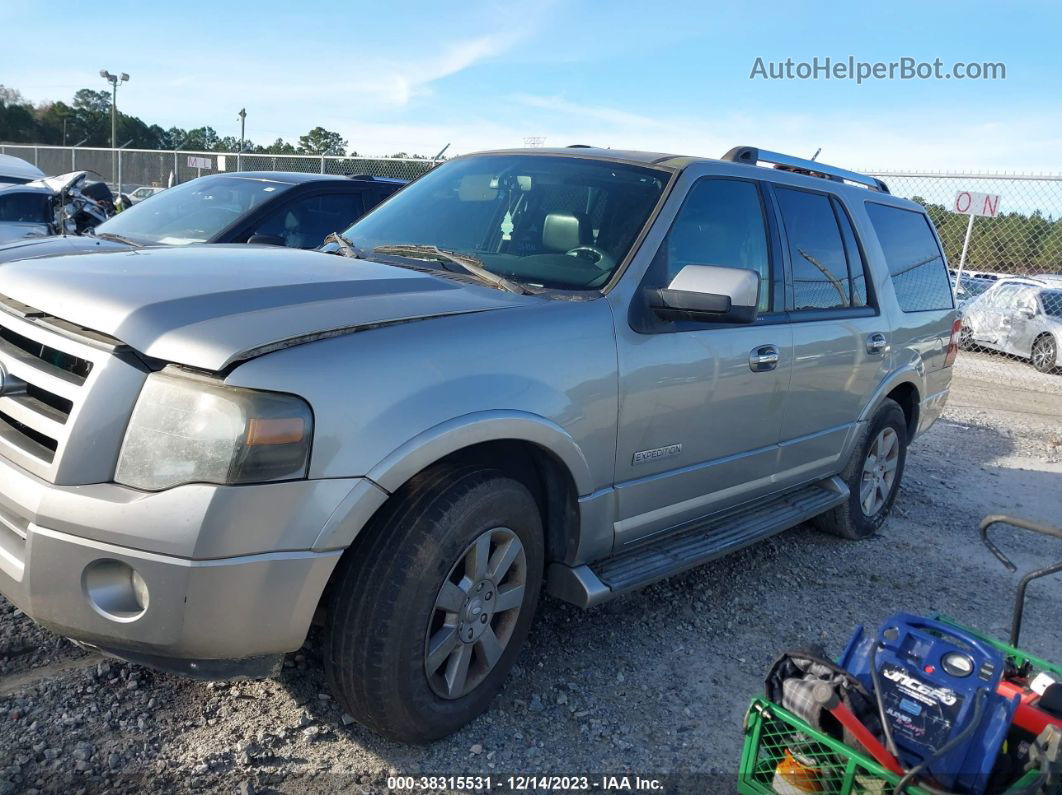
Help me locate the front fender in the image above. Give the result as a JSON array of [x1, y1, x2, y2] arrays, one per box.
[[367, 409, 593, 495], [311, 411, 594, 551]]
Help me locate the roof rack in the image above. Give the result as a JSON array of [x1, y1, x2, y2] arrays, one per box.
[[721, 146, 890, 193]]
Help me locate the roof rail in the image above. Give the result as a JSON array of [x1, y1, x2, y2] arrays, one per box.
[[721, 146, 890, 193]]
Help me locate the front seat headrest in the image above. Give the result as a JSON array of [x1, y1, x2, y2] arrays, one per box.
[[543, 212, 590, 252]]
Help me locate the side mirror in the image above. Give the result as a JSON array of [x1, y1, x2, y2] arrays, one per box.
[[247, 233, 287, 247], [647, 264, 760, 324], [1018, 306, 1036, 319]]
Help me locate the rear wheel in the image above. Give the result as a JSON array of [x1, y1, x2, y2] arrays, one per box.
[[324, 466, 544, 742], [813, 398, 908, 540], [1031, 334, 1058, 373]]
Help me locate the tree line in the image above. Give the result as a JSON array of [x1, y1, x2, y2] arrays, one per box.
[[915, 197, 1062, 274], [0, 84, 436, 159]]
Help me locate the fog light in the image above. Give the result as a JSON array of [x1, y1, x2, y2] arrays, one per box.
[[82, 559, 149, 622]]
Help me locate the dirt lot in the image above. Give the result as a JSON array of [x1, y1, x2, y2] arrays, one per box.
[[2, 350, 1061, 794]]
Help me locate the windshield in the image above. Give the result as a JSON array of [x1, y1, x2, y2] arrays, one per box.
[[96, 176, 294, 244], [343, 154, 669, 289]]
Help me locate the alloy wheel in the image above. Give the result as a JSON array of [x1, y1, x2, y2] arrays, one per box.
[[860, 427, 899, 517], [1032, 337, 1056, 372], [424, 527, 527, 700]]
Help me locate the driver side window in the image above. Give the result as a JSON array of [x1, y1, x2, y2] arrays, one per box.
[[654, 178, 771, 312]]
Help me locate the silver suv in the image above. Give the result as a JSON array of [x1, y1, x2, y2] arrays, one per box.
[[0, 146, 958, 742]]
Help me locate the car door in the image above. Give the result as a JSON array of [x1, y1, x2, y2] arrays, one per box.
[[237, 188, 367, 248], [771, 186, 888, 484], [610, 174, 792, 549], [968, 283, 1020, 349], [1001, 286, 1042, 357]]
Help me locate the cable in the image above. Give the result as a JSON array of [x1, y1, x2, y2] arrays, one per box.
[[869, 642, 901, 759], [892, 688, 987, 795]]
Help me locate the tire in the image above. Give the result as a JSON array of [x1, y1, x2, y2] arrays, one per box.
[[1031, 334, 1058, 374], [324, 465, 544, 743], [813, 398, 908, 540]]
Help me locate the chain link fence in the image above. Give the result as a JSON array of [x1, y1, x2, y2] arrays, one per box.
[[871, 171, 1062, 375], [2, 142, 1059, 375], [0, 144, 438, 191]]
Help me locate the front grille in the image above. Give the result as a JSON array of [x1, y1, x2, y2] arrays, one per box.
[[0, 298, 148, 485]]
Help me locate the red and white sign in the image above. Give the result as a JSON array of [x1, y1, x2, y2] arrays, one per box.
[[187, 155, 212, 170], [953, 190, 1001, 218]]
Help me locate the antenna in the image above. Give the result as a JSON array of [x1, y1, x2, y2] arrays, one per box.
[[810, 148, 821, 161]]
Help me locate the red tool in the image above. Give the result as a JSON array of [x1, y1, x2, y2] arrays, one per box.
[[810, 681, 905, 776], [997, 680, 1062, 737]]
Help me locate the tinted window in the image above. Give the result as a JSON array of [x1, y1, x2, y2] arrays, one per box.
[[96, 176, 295, 244], [0, 192, 50, 223], [1042, 290, 1062, 318], [250, 192, 365, 248], [775, 188, 851, 310], [344, 155, 667, 290], [834, 199, 869, 307], [866, 202, 953, 312], [653, 178, 770, 311]]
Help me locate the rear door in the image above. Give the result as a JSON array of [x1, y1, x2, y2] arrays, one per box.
[[969, 283, 1022, 349], [772, 186, 887, 485], [611, 173, 792, 548]]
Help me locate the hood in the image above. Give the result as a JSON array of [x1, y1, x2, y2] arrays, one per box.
[[26, 170, 88, 194], [0, 245, 523, 371], [0, 222, 51, 245], [0, 233, 130, 264]]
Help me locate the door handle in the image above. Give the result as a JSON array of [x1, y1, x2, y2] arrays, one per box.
[[749, 345, 779, 372], [866, 333, 888, 355]]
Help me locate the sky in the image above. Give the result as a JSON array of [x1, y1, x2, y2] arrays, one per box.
[[2, 0, 1061, 172]]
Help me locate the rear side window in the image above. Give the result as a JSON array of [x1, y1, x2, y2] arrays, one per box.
[[866, 202, 953, 312], [1042, 290, 1062, 318], [775, 187, 853, 310]]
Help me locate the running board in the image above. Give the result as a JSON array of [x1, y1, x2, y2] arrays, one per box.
[[547, 477, 848, 608]]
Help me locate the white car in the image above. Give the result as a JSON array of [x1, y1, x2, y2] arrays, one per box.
[[961, 276, 1062, 372], [126, 185, 165, 204]]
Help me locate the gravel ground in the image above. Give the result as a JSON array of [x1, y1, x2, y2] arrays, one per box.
[[2, 351, 1061, 794]]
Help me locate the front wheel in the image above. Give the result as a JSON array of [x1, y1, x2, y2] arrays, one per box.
[[324, 466, 544, 743], [813, 398, 908, 540], [1031, 334, 1058, 373]]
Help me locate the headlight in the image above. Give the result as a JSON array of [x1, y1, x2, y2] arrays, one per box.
[[115, 372, 313, 491]]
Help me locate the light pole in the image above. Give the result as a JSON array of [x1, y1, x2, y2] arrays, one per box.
[[99, 69, 129, 186], [238, 108, 246, 171]]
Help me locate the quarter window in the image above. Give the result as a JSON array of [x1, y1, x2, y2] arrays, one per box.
[[775, 188, 853, 310], [653, 178, 771, 312], [865, 202, 953, 312]]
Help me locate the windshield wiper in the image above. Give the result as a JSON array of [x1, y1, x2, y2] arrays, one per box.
[[94, 231, 144, 248], [322, 232, 366, 259], [372, 244, 532, 295]]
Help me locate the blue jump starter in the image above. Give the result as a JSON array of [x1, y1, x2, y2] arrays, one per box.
[[839, 613, 1020, 793]]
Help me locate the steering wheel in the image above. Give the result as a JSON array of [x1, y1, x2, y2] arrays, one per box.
[[565, 245, 615, 271]]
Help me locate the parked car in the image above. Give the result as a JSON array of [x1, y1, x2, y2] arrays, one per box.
[[0, 146, 957, 742], [0, 171, 404, 264], [126, 185, 165, 204], [0, 153, 45, 185], [0, 171, 113, 244], [960, 275, 1062, 372]]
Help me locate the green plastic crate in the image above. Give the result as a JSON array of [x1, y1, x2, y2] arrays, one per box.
[[738, 617, 1062, 794]]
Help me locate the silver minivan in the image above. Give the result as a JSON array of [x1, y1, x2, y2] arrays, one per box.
[[0, 146, 957, 741]]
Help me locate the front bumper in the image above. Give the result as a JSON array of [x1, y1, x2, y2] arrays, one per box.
[[0, 457, 349, 666]]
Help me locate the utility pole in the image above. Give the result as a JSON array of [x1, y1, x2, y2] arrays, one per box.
[[238, 108, 247, 171], [99, 70, 129, 186]]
